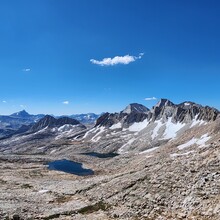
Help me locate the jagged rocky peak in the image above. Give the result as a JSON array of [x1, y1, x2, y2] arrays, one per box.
[[10, 110, 31, 118], [95, 103, 149, 128], [150, 99, 220, 123], [30, 115, 84, 132], [178, 101, 202, 109], [154, 99, 174, 109], [96, 99, 220, 129], [122, 103, 149, 114]]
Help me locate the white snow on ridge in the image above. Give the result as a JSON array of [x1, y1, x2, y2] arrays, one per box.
[[151, 120, 163, 139], [184, 103, 191, 106], [163, 118, 185, 139], [128, 119, 149, 132], [118, 138, 136, 153], [197, 134, 211, 147], [190, 119, 207, 128], [91, 126, 105, 142], [139, 147, 159, 154], [177, 138, 197, 150], [190, 114, 207, 128], [83, 127, 97, 138], [92, 136, 102, 142], [177, 133, 211, 150], [110, 122, 122, 130], [58, 124, 76, 132]]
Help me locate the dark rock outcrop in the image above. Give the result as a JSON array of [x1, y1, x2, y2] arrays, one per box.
[[95, 103, 149, 128], [30, 115, 85, 132], [95, 99, 220, 129], [151, 99, 219, 123]]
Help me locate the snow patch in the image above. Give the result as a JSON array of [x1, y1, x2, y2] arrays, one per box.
[[91, 126, 105, 142], [58, 124, 76, 132], [110, 122, 122, 130], [197, 134, 211, 147], [190, 119, 207, 128], [83, 127, 97, 138], [92, 136, 102, 142], [128, 119, 149, 132], [139, 147, 159, 154], [38, 190, 49, 194], [151, 120, 163, 139], [50, 149, 56, 154], [177, 138, 198, 150], [118, 138, 136, 154], [163, 118, 185, 139], [177, 133, 211, 150]]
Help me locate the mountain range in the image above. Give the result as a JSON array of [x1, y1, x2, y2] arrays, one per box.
[[0, 110, 100, 138], [0, 98, 219, 154], [1, 99, 220, 219]]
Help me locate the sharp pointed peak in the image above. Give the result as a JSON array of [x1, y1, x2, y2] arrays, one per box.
[[154, 98, 174, 108], [10, 109, 30, 117]]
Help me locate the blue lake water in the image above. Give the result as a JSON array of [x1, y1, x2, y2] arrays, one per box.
[[81, 152, 119, 158], [47, 159, 94, 176]]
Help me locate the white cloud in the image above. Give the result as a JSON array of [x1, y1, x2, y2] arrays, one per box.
[[90, 53, 144, 66], [2, 101, 7, 103], [62, 101, 69, 105], [22, 68, 31, 72], [144, 97, 157, 101], [20, 104, 26, 108]]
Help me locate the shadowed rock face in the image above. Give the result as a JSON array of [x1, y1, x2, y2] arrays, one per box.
[[96, 99, 220, 128], [151, 99, 219, 123], [95, 112, 149, 128], [30, 115, 84, 132]]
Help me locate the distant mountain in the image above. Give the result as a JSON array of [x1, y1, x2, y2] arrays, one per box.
[[0, 115, 87, 150], [0, 110, 45, 138], [0, 110, 99, 138], [10, 110, 45, 121], [10, 110, 31, 118], [1, 98, 220, 156], [68, 113, 100, 124], [122, 103, 149, 114], [30, 115, 85, 132]]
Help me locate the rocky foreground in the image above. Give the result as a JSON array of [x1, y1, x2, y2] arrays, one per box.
[[0, 133, 220, 220]]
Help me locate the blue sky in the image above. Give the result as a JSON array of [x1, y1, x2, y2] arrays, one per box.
[[0, 0, 220, 115]]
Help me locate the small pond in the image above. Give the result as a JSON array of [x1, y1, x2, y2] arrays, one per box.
[[47, 159, 94, 176], [81, 152, 119, 158]]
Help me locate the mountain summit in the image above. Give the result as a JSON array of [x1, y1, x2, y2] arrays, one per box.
[[154, 98, 174, 109], [122, 103, 149, 114], [10, 110, 31, 118]]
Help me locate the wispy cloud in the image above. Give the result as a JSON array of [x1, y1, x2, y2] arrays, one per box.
[[20, 104, 26, 108], [2, 100, 7, 103], [144, 97, 157, 101], [90, 53, 144, 66], [62, 101, 69, 105], [22, 68, 31, 72]]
